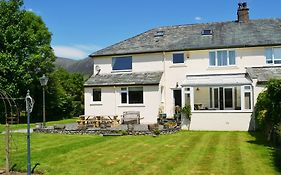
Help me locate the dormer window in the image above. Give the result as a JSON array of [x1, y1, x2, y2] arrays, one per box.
[[154, 31, 165, 37], [201, 29, 213, 36]]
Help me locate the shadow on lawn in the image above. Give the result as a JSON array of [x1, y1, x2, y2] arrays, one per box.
[[248, 131, 281, 173]]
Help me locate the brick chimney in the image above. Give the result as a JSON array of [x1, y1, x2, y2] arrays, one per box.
[[237, 2, 249, 22]]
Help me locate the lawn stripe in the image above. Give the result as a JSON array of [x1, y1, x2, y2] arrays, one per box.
[[187, 132, 221, 175], [138, 132, 208, 175], [97, 135, 181, 175], [38, 136, 139, 174], [226, 132, 245, 175], [119, 132, 205, 175], [239, 133, 279, 175], [50, 135, 166, 175]]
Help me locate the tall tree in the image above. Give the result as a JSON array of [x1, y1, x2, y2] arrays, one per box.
[[0, 0, 55, 98]]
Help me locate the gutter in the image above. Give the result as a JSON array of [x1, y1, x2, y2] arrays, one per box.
[[89, 44, 281, 58]]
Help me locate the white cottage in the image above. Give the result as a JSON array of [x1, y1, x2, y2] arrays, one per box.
[[84, 2, 281, 130]]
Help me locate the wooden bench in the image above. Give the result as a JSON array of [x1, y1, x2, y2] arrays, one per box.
[[121, 111, 141, 124]]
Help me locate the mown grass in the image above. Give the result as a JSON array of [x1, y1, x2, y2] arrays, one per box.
[[0, 117, 78, 133], [0, 131, 280, 175]]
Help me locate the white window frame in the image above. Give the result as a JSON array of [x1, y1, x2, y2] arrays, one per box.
[[188, 85, 252, 112], [223, 87, 235, 110], [241, 85, 253, 111], [265, 47, 281, 64], [92, 88, 101, 102], [209, 50, 236, 67], [182, 87, 193, 110], [120, 87, 144, 105], [172, 52, 185, 64], [210, 87, 220, 110], [112, 56, 132, 72]]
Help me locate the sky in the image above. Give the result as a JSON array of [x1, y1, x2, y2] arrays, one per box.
[[23, 0, 281, 60]]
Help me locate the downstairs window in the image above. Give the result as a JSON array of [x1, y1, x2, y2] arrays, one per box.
[[121, 87, 143, 104]]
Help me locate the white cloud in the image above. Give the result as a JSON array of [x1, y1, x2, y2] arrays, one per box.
[[195, 16, 203, 21], [27, 8, 33, 12], [74, 44, 103, 52], [52, 44, 103, 60]]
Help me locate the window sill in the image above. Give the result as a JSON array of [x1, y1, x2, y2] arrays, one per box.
[[170, 64, 187, 68], [207, 65, 238, 70], [192, 110, 252, 113], [111, 69, 132, 73], [118, 104, 145, 107], [90, 102, 102, 106]]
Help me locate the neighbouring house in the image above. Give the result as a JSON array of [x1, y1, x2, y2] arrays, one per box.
[[84, 2, 281, 131]]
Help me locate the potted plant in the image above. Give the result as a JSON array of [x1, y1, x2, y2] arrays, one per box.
[[174, 105, 181, 125], [181, 104, 192, 130]]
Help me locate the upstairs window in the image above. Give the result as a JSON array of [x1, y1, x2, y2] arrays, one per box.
[[265, 48, 281, 64], [173, 53, 184, 64], [209, 50, 236, 66], [93, 88, 101, 102], [112, 56, 132, 71]]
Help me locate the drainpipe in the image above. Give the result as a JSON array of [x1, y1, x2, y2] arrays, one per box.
[[251, 84, 256, 131], [162, 51, 167, 114], [114, 86, 117, 116]]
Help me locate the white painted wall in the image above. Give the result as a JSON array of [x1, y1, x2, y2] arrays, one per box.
[[190, 112, 254, 131], [84, 86, 160, 124]]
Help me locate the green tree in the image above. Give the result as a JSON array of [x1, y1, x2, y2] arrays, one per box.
[[0, 0, 55, 98], [45, 68, 84, 120]]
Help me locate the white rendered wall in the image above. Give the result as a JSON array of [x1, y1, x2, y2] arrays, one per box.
[[84, 86, 160, 124], [190, 112, 254, 131]]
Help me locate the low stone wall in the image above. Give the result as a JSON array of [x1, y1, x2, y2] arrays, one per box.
[[33, 124, 180, 136]]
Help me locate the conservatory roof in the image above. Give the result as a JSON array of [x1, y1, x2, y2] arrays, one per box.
[[182, 73, 252, 86]]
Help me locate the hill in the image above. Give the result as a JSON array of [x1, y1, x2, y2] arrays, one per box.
[[54, 57, 94, 77]]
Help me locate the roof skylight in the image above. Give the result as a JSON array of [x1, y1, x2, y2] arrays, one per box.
[[154, 31, 165, 37], [201, 29, 213, 35]]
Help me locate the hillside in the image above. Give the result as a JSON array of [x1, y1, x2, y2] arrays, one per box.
[[54, 57, 94, 77]]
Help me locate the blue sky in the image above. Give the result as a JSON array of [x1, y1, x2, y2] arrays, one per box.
[[24, 0, 281, 60]]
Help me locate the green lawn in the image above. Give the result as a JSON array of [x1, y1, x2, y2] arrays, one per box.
[[0, 131, 280, 175]]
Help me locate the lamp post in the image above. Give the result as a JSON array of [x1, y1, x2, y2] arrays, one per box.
[[26, 90, 34, 175], [39, 74, 48, 127]]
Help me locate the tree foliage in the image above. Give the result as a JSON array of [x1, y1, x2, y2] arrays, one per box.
[[0, 0, 55, 97], [255, 79, 281, 143], [0, 0, 85, 122], [45, 68, 84, 120]]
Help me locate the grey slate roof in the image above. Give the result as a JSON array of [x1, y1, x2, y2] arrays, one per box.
[[246, 66, 281, 83], [91, 19, 281, 57], [84, 72, 163, 87]]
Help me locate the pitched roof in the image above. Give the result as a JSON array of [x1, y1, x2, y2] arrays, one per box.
[[246, 66, 281, 83], [84, 71, 163, 87], [91, 19, 281, 57]]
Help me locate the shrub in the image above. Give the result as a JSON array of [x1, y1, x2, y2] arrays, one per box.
[[182, 104, 192, 120], [153, 129, 161, 135], [255, 78, 281, 142]]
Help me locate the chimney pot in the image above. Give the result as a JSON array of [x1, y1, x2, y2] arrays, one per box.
[[237, 2, 249, 23]]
